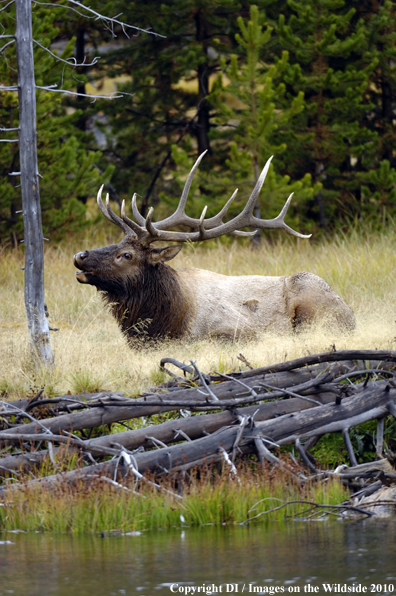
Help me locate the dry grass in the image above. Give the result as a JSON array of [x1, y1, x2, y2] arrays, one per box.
[[1, 229, 396, 400]]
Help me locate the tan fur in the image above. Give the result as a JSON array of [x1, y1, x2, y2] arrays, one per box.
[[176, 268, 355, 340]]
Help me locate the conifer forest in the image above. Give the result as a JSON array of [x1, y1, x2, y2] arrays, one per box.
[[2, 0, 396, 243]]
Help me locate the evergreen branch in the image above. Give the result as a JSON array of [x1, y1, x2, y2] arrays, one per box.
[[0, 39, 14, 52], [139, 100, 204, 215], [33, 39, 98, 67]]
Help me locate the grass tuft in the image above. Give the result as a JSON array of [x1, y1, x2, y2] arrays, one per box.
[[69, 369, 106, 394]]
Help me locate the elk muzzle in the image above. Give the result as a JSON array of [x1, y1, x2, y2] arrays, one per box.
[[74, 251, 93, 284]]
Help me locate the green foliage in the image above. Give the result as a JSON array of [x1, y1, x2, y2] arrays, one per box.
[[358, 160, 396, 222], [273, 0, 380, 229], [311, 417, 396, 467], [98, 0, 243, 216], [167, 6, 318, 234], [0, 3, 114, 243]]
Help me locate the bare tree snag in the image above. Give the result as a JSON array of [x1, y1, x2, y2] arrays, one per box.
[[15, 0, 53, 365]]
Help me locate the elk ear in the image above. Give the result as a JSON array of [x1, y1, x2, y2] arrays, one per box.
[[148, 244, 183, 264]]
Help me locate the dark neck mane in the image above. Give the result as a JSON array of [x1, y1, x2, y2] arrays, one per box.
[[102, 263, 191, 341]]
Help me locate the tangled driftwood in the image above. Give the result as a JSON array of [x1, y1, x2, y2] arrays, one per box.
[[1, 350, 396, 516]]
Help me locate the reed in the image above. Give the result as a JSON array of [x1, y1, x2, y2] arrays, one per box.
[[0, 464, 349, 533]]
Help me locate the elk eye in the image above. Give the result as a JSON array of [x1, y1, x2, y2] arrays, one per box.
[[124, 253, 132, 260]]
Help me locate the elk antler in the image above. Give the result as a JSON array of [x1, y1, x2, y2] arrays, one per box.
[[97, 154, 311, 244]]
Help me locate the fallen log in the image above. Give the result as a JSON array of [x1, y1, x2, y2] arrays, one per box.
[[0, 391, 337, 472], [3, 392, 126, 414], [0, 371, 338, 443], [239, 350, 396, 377], [3, 380, 394, 493]]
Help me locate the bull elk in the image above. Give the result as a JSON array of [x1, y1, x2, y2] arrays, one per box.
[[74, 154, 355, 343]]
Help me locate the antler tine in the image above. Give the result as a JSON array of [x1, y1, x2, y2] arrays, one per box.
[[198, 205, 208, 239], [204, 188, 238, 229], [232, 229, 257, 237], [105, 193, 135, 235], [131, 193, 146, 226], [259, 193, 312, 239], [239, 155, 274, 219], [97, 186, 133, 235], [204, 189, 256, 236], [97, 185, 114, 224], [145, 207, 162, 240], [177, 150, 207, 213], [121, 199, 144, 237], [154, 150, 208, 230]]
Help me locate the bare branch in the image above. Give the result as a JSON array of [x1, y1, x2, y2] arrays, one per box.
[[32, 0, 165, 38], [30, 1, 97, 19], [36, 85, 123, 101], [33, 39, 98, 67], [0, 127, 18, 131], [0, 39, 14, 51], [0, 401, 52, 434], [0, 139, 18, 142], [0, 0, 15, 13]]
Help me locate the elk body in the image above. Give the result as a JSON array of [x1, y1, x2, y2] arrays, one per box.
[[74, 154, 355, 342]]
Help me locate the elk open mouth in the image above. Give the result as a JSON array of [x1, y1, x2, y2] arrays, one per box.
[[74, 257, 94, 283], [73, 254, 94, 283]]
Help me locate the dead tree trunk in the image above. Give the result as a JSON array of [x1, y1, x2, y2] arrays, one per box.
[[15, 0, 53, 366]]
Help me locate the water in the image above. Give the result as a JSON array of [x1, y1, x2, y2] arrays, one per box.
[[1, 520, 396, 596]]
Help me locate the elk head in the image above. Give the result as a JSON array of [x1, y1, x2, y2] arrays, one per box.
[[74, 237, 182, 292]]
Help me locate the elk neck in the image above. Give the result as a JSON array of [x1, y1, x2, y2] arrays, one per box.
[[101, 261, 194, 340]]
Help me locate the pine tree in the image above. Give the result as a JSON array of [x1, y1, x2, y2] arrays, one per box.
[[275, 0, 378, 230], [169, 5, 319, 237], [350, 0, 396, 224]]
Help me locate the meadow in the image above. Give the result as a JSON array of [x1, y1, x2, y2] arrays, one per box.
[[1, 227, 396, 400]]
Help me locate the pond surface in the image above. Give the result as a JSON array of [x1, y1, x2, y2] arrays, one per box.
[[1, 520, 396, 596]]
